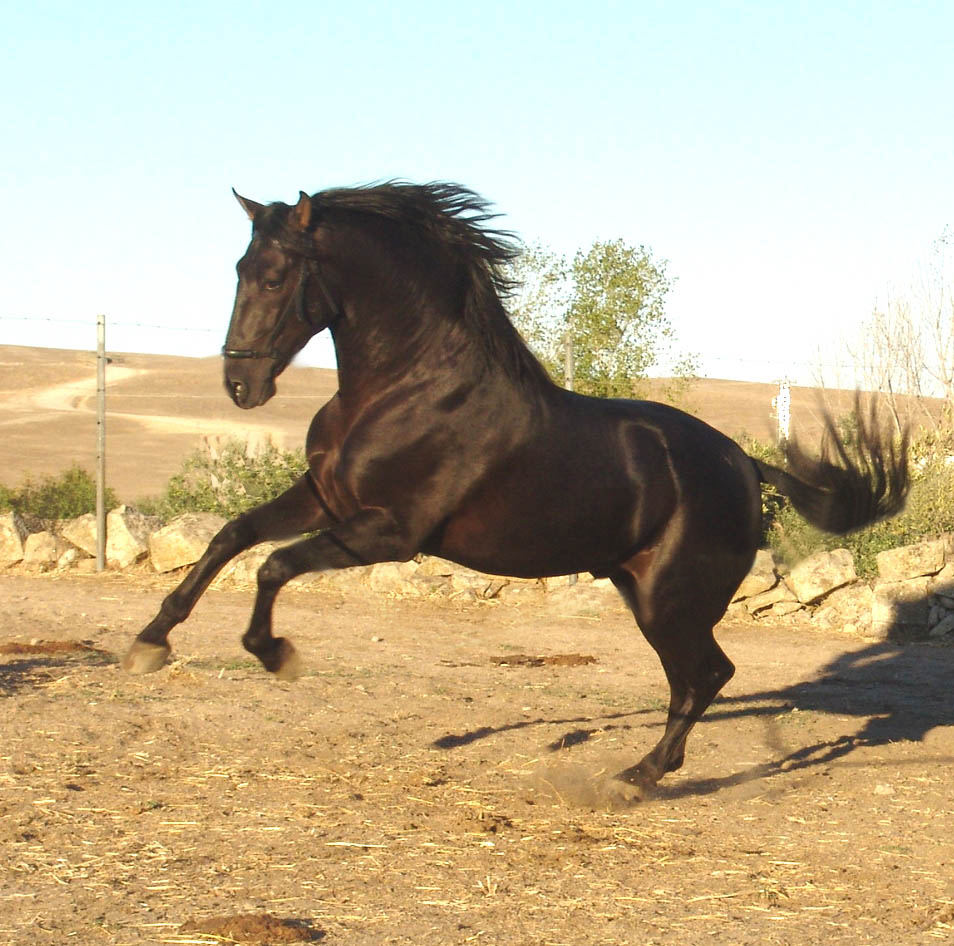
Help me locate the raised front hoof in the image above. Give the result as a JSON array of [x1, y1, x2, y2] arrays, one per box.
[[260, 637, 302, 682], [121, 640, 172, 675]]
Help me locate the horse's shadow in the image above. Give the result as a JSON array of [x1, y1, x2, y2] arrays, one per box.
[[0, 648, 114, 696], [433, 620, 954, 800], [657, 635, 954, 799]]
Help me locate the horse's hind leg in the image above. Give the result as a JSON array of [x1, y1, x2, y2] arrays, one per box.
[[122, 475, 330, 675], [610, 566, 737, 793], [238, 509, 412, 678]]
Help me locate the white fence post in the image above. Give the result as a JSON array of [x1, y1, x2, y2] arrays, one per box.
[[772, 378, 791, 445]]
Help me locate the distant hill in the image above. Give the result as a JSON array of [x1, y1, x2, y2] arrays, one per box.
[[0, 345, 934, 502]]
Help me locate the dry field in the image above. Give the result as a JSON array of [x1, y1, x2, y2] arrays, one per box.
[[0, 343, 925, 501], [2, 571, 954, 945]]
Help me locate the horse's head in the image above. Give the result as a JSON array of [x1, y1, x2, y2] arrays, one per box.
[[223, 191, 339, 408]]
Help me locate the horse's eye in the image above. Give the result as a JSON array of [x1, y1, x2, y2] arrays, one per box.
[[263, 278, 282, 291]]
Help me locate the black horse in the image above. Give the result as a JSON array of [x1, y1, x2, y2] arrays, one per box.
[[123, 182, 909, 793]]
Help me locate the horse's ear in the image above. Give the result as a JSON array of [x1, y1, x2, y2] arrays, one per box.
[[291, 191, 312, 231], [232, 188, 263, 220]]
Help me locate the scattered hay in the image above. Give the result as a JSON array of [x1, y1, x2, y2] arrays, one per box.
[[489, 653, 597, 667], [177, 913, 321, 944]]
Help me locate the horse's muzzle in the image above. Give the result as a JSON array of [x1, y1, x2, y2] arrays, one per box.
[[224, 363, 276, 408]]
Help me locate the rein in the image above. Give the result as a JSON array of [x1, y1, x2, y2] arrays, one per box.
[[222, 256, 341, 360]]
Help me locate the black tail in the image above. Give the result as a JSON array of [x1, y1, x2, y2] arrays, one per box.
[[750, 397, 910, 535]]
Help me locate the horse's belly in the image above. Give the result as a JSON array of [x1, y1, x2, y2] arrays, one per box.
[[430, 474, 644, 579]]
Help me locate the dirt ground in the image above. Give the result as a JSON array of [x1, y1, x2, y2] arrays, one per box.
[[2, 571, 954, 946]]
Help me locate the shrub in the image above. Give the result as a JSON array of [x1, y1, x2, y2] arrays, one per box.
[[141, 439, 307, 521], [0, 465, 118, 522], [766, 432, 954, 578], [734, 432, 786, 544]]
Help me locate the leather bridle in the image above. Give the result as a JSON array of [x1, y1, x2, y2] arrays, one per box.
[[222, 255, 341, 361]]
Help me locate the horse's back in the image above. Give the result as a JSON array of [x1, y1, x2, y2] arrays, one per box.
[[429, 391, 763, 578]]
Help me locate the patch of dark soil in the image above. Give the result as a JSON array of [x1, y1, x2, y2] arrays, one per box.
[[0, 640, 101, 656], [489, 652, 597, 667], [178, 913, 324, 943]]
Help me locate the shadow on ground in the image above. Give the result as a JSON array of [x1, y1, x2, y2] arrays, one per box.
[[434, 621, 954, 803]]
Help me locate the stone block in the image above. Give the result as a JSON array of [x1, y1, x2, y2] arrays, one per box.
[[23, 531, 72, 567], [107, 506, 158, 569], [61, 513, 99, 557], [0, 511, 29, 566], [876, 539, 945, 582], [788, 549, 856, 604], [149, 513, 226, 573], [872, 577, 932, 639], [732, 549, 778, 601]]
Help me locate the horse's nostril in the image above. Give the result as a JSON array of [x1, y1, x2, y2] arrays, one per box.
[[230, 379, 246, 401]]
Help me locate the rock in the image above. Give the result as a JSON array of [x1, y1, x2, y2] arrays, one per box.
[[106, 506, 158, 569], [61, 513, 99, 557], [495, 582, 545, 602], [57, 547, 86, 568], [415, 556, 458, 578], [929, 612, 954, 638], [770, 600, 803, 617], [321, 564, 375, 591], [213, 543, 282, 586], [0, 511, 29, 566], [369, 561, 420, 595], [871, 577, 932, 639], [450, 569, 499, 598], [149, 513, 226, 573], [876, 539, 945, 582], [732, 549, 778, 601], [930, 563, 954, 597], [22, 531, 72, 567], [744, 580, 798, 614], [788, 549, 856, 604], [812, 583, 874, 633], [414, 575, 454, 596]]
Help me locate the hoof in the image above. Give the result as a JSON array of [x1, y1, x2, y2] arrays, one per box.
[[614, 764, 660, 802], [121, 640, 171, 675], [607, 778, 651, 806], [271, 638, 302, 682]]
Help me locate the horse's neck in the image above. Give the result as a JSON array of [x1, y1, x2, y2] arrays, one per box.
[[329, 307, 511, 405]]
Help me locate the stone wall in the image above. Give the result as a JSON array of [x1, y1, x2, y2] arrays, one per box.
[[2, 508, 953, 641]]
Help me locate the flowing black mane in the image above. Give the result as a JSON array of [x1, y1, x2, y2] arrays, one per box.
[[259, 182, 551, 385], [319, 182, 521, 295]]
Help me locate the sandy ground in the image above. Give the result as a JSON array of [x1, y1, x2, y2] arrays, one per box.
[[2, 570, 954, 945]]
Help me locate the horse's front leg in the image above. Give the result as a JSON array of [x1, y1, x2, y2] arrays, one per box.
[[122, 474, 331, 675], [240, 510, 410, 679]]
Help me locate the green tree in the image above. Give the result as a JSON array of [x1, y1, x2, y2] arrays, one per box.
[[509, 239, 696, 400]]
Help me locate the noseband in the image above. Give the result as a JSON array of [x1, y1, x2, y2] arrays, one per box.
[[222, 257, 341, 361]]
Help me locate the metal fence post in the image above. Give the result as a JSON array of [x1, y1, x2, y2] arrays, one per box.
[[96, 314, 106, 572]]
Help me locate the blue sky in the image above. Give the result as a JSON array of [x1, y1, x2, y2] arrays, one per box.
[[3, 1, 952, 384]]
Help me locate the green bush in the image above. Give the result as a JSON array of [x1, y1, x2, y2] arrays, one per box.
[[766, 434, 954, 578], [140, 439, 307, 521], [0, 465, 118, 521], [734, 432, 786, 543]]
